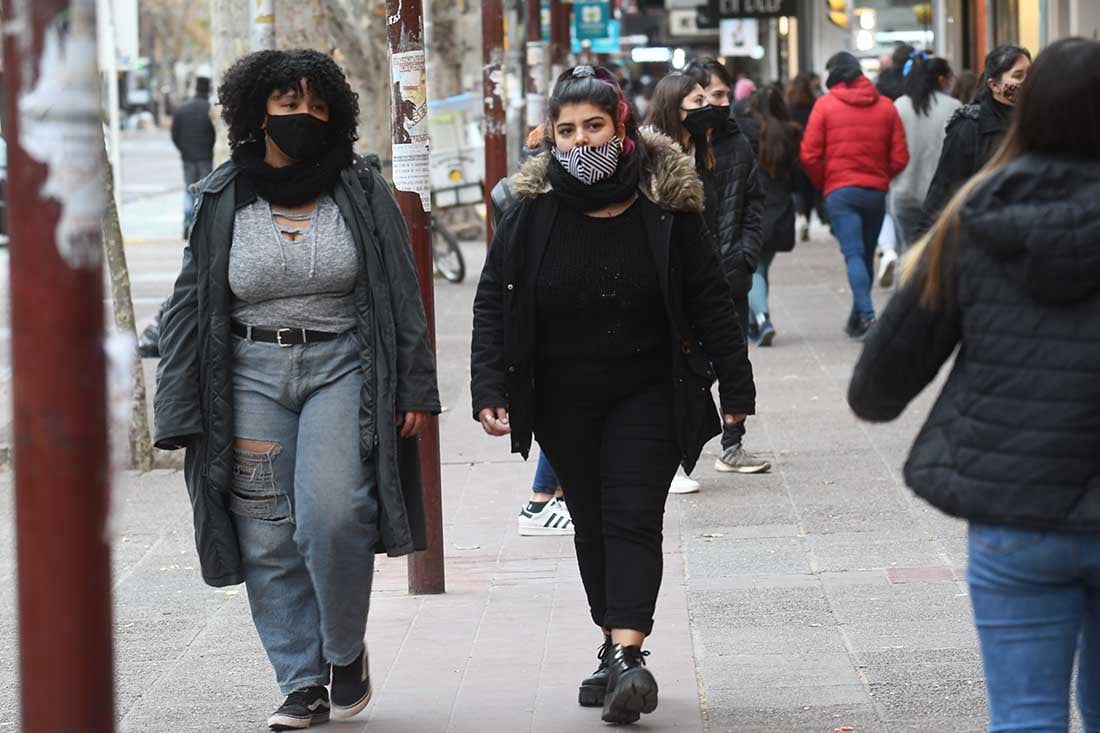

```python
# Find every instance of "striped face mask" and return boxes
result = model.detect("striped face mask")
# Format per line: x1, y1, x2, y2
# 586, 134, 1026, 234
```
551, 136, 622, 185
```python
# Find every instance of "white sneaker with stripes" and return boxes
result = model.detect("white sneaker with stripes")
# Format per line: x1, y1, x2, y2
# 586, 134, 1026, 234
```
518, 497, 575, 536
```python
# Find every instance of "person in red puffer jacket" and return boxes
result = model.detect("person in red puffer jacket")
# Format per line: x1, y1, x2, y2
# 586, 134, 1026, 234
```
801, 51, 909, 339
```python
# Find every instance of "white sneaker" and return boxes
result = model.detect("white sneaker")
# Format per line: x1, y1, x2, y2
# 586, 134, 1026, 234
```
669, 472, 701, 494
518, 496, 574, 536
878, 249, 898, 288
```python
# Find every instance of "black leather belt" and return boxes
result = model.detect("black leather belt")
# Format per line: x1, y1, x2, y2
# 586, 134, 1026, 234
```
231, 321, 342, 347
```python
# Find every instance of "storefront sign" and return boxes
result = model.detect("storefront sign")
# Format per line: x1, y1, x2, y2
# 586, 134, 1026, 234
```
574, 0, 612, 40
701, 0, 796, 24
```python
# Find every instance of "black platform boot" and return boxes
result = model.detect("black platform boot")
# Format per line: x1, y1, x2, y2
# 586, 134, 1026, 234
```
601, 644, 658, 724
578, 636, 612, 707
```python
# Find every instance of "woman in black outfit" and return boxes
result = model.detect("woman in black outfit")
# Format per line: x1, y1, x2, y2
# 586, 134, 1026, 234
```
786, 73, 825, 240
920, 44, 1031, 229
471, 66, 755, 725
849, 38, 1100, 731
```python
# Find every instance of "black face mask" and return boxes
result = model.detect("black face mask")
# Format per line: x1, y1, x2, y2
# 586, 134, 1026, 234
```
682, 106, 713, 140
709, 104, 731, 130
265, 113, 330, 162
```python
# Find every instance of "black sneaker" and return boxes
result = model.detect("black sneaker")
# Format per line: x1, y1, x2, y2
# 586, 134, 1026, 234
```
602, 644, 658, 725
268, 687, 330, 731
849, 317, 876, 341
578, 637, 612, 707
843, 312, 861, 337
331, 648, 372, 720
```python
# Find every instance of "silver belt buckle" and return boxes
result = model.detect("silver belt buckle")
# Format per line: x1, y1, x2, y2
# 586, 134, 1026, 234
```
275, 328, 294, 347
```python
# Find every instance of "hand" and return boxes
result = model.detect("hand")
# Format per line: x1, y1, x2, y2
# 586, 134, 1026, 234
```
399, 411, 430, 438
478, 407, 511, 436
723, 413, 747, 426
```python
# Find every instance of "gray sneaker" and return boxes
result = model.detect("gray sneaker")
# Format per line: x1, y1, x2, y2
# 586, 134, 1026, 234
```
714, 445, 771, 474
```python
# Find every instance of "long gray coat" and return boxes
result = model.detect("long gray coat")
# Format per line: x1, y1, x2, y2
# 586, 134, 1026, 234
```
154, 156, 441, 587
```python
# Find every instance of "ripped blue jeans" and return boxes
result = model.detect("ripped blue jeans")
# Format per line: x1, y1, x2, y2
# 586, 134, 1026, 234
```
231, 331, 379, 694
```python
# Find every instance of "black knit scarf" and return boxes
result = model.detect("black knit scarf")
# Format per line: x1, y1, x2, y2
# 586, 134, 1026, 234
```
547, 149, 643, 212
235, 142, 354, 207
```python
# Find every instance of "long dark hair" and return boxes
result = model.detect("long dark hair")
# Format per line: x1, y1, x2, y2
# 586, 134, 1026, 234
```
905, 37, 1100, 308
644, 73, 714, 170
951, 70, 979, 103
905, 56, 953, 116
976, 44, 1032, 102
750, 85, 801, 178
786, 73, 815, 105
547, 65, 639, 154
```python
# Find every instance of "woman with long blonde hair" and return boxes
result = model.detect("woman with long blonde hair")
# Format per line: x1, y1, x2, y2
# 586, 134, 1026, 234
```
848, 38, 1100, 731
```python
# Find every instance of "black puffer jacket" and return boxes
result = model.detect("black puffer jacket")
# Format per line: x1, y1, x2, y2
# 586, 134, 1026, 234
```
849, 155, 1100, 531
471, 129, 756, 473
920, 96, 1012, 230
708, 116, 765, 295
154, 156, 441, 587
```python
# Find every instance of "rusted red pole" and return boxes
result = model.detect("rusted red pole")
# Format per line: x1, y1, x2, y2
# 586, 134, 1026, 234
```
386, 0, 445, 595
3, 0, 115, 729
524, 0, 547, 134
549, 0, 570, 81
482, 0, 507, 246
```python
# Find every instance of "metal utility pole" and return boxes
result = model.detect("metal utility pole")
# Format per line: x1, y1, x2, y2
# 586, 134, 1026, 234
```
482, 0, 507, 245
385, 0, 445, 595
549, 0, 570, 82
251, 0, 276, 51
3, 0, 114, 730
524, 0, 547, 134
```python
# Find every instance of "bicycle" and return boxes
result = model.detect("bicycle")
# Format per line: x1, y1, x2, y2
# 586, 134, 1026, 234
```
431, 216, 466, 284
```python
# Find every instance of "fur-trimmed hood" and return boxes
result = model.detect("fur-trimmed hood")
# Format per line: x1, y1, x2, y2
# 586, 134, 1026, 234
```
509, 128, 705, 213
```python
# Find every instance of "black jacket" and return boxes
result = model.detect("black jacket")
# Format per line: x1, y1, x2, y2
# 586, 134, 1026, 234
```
708, 116, 765, 295
849, 155, 1100, 531
920, 96, 1011, 231
471, 129, 756, 473
735, 111, 798, 255
876, 68, 906, 102
170, 96, 216, 162
154, 155, 441, 587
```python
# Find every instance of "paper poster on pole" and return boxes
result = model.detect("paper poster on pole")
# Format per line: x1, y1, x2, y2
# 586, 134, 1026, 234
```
390, 50, 432, 212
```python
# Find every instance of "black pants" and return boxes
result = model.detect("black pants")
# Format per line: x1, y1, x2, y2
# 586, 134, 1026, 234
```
722, 294, 749, 449
534, 378, 680, 636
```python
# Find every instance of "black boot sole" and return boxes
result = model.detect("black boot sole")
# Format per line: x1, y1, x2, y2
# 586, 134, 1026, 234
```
579, 681, 606, 707
601, 668, 658, 724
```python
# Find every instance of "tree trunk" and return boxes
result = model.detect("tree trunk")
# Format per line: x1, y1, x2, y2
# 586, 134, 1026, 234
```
210, 0, 250, 163
277, 0, 330, 50
425, 0, 465, 101
102, 161, 155, 472
325, 0, 393, 170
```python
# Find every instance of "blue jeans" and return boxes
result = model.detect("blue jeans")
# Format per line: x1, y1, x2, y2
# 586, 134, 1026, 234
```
747, 250, 777, 325
967, 523, 1100, 732
825, 187, 887, 321
532, 450, 559, 494
183, 159, 213, 233
231, 332, 378, 694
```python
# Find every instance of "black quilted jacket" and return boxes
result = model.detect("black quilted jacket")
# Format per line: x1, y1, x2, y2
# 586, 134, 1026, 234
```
849, 155, 1100, 530
707, 116, 765, 296
154, 156, 441, 586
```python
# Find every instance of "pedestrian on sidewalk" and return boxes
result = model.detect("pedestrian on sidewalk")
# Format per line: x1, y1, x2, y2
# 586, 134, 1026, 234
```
800, 51, 909, 340
154, 49, 440, 732
741, 84, 802, 346
471, 65, 756, 725
786, 73, 826, 242
679, 57, 772, 476
889, 55, 960, 252
849, 37, 1100, 733
170, 76, 216, 240
920, 44, 1031, 232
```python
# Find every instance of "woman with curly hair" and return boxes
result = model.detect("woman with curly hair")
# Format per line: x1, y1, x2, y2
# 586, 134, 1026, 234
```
153, 49, 440, 730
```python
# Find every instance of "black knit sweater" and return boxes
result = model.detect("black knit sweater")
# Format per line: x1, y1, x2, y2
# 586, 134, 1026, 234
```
534, 200, 670, 386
